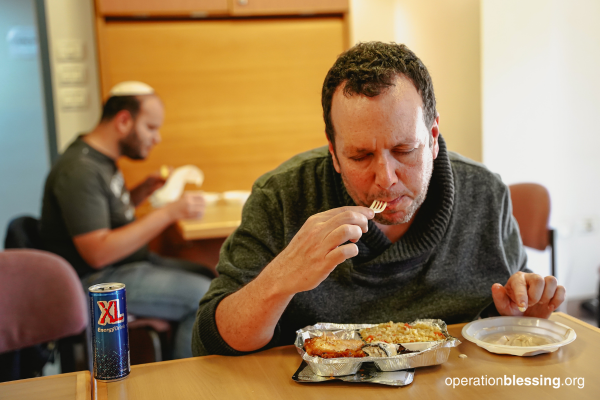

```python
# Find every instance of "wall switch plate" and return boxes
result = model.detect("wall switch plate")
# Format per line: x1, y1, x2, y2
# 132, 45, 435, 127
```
59, 87, 88, 109
55, 39, 85, 61
57, 64, 87, 84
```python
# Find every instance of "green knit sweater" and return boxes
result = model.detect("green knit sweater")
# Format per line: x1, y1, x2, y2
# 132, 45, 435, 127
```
192, 136, 527, 356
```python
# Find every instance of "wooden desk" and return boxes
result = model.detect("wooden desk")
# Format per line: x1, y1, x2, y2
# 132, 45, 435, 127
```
92, 313, 599, 399
177, 201, 243, 241
0, 370, 90, 400
141, 199, 243, 270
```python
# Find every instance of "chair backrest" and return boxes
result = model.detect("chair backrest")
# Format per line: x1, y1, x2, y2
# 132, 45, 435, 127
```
4, 216, 42, 249
0, 249, 88, 353
508, 183, 551, 251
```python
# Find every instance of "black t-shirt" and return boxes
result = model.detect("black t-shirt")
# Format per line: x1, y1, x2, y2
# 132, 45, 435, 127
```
40, 136, 149, 277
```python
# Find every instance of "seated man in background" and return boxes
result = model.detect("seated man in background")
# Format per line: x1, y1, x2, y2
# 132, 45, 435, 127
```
41, 81, 213, 359
192, 42, 565, 356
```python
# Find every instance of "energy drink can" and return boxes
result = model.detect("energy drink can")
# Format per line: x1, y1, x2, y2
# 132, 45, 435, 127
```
89, 282, 130, 381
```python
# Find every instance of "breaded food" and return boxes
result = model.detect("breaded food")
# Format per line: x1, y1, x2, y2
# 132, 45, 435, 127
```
360, 321, 445, 343
304, 335, 366, 358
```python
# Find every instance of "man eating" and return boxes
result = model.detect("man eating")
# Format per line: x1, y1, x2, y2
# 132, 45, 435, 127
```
192, 42, 565, 356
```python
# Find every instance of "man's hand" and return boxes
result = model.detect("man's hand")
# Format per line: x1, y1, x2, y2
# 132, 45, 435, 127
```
491, 272, 566, 319
165, 192, 206, 220
74, 190, 205, 269
143, 171, 169, 193
130, 168, 171, 206
215, 206, 374, 352
264, 206, 374, 296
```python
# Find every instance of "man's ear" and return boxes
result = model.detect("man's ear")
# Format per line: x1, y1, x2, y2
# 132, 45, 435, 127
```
327, 135, 341, 173
430, 114, 440, 160
113, 110, 134, 137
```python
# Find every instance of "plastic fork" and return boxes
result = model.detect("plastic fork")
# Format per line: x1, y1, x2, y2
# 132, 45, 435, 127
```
369, 200, 387, 213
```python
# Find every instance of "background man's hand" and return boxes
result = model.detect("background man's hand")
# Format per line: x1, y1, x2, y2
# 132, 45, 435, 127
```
491, 271, 566, 319
144, 168, 170, 193
130, 167, 172, 206
166, 192, 206, 221
264, 206, 374, 296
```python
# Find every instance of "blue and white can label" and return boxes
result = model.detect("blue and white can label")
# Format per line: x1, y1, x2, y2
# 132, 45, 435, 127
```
89, 282, 130, 381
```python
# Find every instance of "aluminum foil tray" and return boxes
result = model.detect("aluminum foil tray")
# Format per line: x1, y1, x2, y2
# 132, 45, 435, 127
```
292, 361, 414, 387
294, 319, 461, 376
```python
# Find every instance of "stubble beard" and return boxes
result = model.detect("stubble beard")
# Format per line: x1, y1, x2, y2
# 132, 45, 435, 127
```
119, 127, 144, 160
340, 159, 434, 226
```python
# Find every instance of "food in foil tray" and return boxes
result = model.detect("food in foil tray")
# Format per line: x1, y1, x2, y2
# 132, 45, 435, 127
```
295, 320, 461, 378
360, 321, 446, 344
362, 341, 400, 357
304, 335, 366, 358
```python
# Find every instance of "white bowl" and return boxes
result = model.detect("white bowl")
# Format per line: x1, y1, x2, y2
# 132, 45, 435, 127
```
222, 190, 251, 205
201, 192, 222, 205
462, 316, 576, 356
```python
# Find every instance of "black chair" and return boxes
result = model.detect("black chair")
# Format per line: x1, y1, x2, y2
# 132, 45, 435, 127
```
4, 216, 43, 250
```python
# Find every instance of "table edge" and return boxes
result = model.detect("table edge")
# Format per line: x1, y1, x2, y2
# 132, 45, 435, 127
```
0, 370, 90, 387
552, 311, 600, 333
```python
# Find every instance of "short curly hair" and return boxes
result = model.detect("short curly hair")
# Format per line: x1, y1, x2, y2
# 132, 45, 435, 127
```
322, 42, 437, 148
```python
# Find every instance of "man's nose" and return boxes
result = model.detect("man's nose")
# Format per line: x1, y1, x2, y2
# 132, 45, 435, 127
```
154, 131, 162, 145
374, 153, 398, 190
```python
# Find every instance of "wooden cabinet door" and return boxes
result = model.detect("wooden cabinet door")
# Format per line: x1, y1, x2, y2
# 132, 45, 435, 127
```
230, 0, 349, 16
96, 0, 228, 16
98, 18, 345, 192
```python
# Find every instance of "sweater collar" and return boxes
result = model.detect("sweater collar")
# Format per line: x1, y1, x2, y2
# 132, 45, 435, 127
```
331, 134, 455, 264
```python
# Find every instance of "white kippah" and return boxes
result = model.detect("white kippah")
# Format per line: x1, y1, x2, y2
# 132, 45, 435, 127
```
108, 81, 154, 97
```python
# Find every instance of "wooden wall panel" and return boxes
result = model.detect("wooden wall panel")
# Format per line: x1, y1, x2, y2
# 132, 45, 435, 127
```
96, 0, 228, 16
230, 0, 349, 16
99, 18, 345, 192
96, 0, 348, 17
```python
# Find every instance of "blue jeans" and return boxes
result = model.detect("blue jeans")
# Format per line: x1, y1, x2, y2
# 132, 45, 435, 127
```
83, 254, 212, 359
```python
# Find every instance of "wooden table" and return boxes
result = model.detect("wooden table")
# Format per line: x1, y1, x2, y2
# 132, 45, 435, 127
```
142, 200, 244, 270
92, 313, 599, 399
177, 201, 243, 241
0, 370, 90, 400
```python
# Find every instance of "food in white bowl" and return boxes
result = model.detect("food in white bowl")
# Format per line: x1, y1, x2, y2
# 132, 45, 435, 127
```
462, 316, 576, 356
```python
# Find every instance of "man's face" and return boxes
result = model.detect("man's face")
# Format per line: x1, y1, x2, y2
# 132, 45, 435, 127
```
119, 95, 164, 160
328, 74, 439, 225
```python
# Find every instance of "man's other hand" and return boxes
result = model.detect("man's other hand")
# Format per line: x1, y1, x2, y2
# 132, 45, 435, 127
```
264, 206, 374, 296
491, 272, 566, 319
130, 168, 171, 206
166, 192, 206, 221
144, 168, 171, 193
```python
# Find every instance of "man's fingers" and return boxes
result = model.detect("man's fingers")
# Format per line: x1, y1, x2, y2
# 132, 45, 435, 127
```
537, 276, 558, 306
524, 273, 545, 307
491, 283, 517, 315
506, 272, 529, 309
323, 224, 363, 251
318, 206, 375, 222
321, 210, 371, 234
548, 285, 566, 310
325, 243, 359, 266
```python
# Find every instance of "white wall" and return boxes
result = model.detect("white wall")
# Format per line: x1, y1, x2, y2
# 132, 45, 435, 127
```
350, 0, 396, 44
482, 0, 600, 299
44, 0, 101, 152
351, 0, 482, 162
